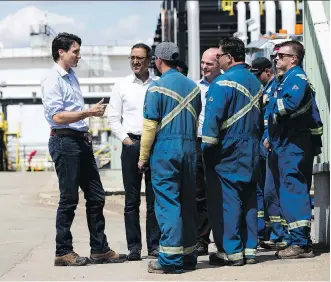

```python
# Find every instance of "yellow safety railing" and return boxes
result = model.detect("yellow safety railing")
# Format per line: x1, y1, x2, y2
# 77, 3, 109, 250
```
221, 1, 266, 16
259, 0, 264, 15
0, 112, 9, 170
15, 122, 21, 171
296, 0, 301, 15
94, 144, 111, 157
99, 151, 111, 161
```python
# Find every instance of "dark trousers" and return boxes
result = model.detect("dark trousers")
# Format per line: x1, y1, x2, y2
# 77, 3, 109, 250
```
196, 139, 211, 246
120, 138, 160, 252
48, 135, 110, 256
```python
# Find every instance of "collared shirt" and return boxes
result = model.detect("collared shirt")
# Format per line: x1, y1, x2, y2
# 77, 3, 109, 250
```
41, 63, 88, 132
196, 77, 210, 137
107, 73, 158, 142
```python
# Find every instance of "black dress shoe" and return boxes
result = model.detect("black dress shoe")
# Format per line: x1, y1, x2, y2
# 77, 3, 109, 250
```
147, 249, 159, 258
127, 249, 141, 261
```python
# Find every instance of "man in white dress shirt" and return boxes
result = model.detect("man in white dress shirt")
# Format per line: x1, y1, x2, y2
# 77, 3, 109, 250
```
196, 47, 221, 256
108, 43, 161, 261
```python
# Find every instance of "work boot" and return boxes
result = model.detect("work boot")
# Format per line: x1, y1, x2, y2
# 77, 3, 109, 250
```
209, 253, 244, 266
260, 240, 287, 250
196, 242, 208, 256
276, 245, 315, 259
147, 249, 159, 259
245, 258, 257, 264
147, 260, 183, 274
90, 249, 127, 264
183, 262, 196, 270
127, 249, 142, 261
54, 252, 89, 266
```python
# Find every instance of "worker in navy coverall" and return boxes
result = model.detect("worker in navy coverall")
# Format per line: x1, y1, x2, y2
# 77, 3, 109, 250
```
202, 37, 263, 266
251, 57, 288, 249
263, 40, 323, 259
138, 42, 201, 274
250, 57, 274, 242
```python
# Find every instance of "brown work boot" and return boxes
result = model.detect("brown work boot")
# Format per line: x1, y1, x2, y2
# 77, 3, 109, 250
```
90, 249, 127, 264
54, 252, 89, 266
276, 245, 315, 259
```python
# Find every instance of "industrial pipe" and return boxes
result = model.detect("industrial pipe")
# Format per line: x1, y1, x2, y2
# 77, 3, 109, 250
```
187, 0, 200, 81
236, 1, 247, 45
279, 1, 296, 34
265, 1, 276, 34
248, 1, 261, 42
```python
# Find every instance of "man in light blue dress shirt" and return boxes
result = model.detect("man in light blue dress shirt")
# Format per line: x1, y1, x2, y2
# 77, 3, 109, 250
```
41, 32, 127, 266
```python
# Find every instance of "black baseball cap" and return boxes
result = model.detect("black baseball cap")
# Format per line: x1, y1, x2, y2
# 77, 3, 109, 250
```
250, 57, 272, 75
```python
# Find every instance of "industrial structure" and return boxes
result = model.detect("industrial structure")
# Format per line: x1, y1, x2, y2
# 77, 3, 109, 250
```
0, 22, 133, 171
152, 0, 303, 80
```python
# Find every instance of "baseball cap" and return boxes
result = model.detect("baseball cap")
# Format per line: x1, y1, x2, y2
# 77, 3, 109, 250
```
154, 41, 180, 61
250, 57, 272, 75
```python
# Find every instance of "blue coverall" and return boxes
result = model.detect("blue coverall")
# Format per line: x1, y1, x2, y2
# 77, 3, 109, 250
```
265, 66, 322, 247
261, 77, 289, 244
202, 64, 263, 264
143, 69, 201, 272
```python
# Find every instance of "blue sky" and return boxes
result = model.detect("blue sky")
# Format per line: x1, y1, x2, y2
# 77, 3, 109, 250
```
0, 1, 162, 47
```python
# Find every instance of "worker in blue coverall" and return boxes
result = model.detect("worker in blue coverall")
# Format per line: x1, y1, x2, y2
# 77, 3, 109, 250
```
250, 57, 274, 242
250, 57, 288, 249
138, 41, 201, 274
202, 37, 263, 266
263, 40, 323, 259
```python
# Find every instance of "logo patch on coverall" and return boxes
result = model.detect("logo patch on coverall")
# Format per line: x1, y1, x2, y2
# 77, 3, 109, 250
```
292, 85, 299, 90
208, 96, 213, 102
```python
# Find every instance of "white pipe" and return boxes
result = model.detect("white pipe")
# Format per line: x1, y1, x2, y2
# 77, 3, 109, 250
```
279, 1, 296, 34
248, 1, 261, 42
187, 1, 200, 81
173, 7, 178, 45
265, 1, 276, 34
236, 2, 247, 45
161, 9, 166, 42
306, 1, 331, 82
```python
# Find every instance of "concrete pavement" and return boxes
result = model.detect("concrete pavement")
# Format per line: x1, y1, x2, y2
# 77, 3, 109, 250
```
0, 171, 329, 281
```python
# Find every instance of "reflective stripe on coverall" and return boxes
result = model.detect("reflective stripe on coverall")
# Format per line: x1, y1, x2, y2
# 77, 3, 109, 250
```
261, 77, 289, 243
266, 66, 321, 246
202, 64, 262, 262
143, 68, 202, 271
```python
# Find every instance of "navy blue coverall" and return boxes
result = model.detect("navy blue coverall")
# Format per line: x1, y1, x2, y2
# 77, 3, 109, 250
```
265, 66, 323, 247
260, 77, 289, 244
202, 64, 263, 264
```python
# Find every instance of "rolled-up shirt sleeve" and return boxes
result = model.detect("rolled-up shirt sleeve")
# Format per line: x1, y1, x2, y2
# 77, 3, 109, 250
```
41, 76, 64, 121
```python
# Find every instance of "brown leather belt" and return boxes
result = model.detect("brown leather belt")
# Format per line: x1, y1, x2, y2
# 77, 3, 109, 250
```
50, 128, 90, 138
